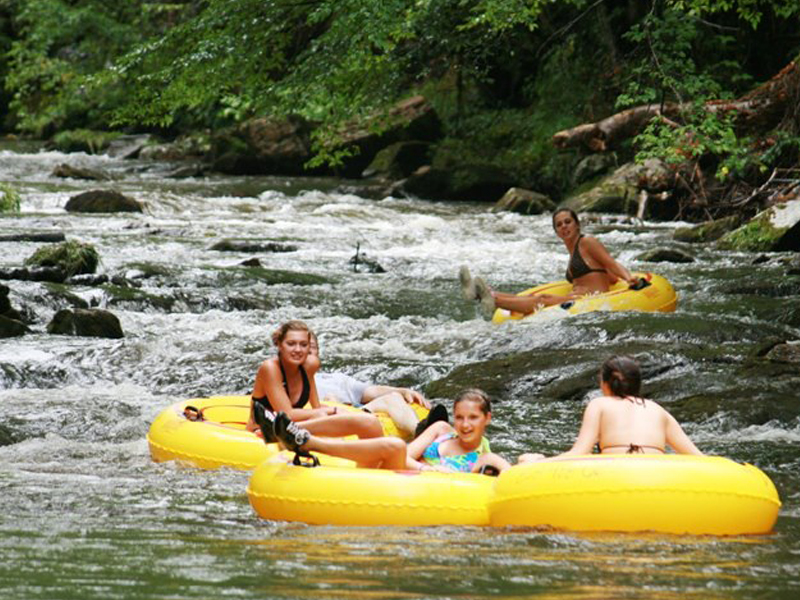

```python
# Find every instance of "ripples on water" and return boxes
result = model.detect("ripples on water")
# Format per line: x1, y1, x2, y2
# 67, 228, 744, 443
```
1, 146, 799, 599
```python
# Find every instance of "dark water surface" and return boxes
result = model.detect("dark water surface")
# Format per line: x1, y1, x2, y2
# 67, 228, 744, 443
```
1, 145, 798, 599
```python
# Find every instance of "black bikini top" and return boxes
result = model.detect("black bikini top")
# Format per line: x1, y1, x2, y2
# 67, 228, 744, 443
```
252, 360, 310, 412
566, 235, 607, 283
601, 443, 665, 454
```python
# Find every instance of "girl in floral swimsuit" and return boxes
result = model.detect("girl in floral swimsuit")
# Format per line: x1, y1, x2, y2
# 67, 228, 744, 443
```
263, 389, 511, 474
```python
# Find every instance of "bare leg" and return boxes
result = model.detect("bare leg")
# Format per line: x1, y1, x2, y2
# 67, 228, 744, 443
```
364, 392, 419, 435
492, 292, 572, 314
300, 413, 383, 439
307, 436, 408, 469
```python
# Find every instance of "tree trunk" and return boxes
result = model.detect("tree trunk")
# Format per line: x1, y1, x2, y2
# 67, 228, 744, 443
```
552, 59, 800, 152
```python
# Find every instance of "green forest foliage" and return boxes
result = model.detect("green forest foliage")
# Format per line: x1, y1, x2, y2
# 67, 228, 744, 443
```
1, 0, 798, 183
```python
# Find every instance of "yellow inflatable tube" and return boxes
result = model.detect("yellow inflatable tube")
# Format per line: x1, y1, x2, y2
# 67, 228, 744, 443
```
247, 452, 496, 526
147, 395, 427, 470
492, 272, 677, 324
490, 455, 781, 535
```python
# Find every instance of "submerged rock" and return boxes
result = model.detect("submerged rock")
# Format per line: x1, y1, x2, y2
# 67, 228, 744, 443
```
0, 266, 67, 283
47, 308, 124, 339
210, 240, 298, 253
636, 248, 695, 263
52, 163, 111, 181
0, 314, 28, 338
65, 190, 144, 213
0, 232, 66, 243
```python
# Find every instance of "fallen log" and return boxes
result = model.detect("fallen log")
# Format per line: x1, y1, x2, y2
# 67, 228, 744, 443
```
552, 60, 799, 152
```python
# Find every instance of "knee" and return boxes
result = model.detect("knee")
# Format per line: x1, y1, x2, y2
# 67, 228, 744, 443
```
378, 437, 406, 458
359, 413, 384, 437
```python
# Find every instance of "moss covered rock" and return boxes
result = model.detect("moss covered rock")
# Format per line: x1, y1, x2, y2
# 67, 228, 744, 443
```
564, 159, 674, 217
717, 200, 800, 252
673, 215, 741, 243
24, 241, 100, 277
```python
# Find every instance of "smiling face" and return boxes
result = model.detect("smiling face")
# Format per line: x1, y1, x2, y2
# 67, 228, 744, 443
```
278, 330, 310, 366
453, 399, 491, 449
552, 209, 580, 242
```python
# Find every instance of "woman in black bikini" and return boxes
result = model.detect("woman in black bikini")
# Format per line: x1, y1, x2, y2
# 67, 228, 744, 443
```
460, 207, 639, 315
519, 355, 703, 463
245, 320, 383, 440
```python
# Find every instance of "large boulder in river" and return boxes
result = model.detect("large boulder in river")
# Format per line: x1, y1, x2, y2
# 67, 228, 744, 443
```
362, 141, 433, 179
104, 134, 155, 159
65, 190, 143, 213
564, 159, 676, 218
493, 188, 556, 215
717, 199, 800, 252
334, 95, 443, 178
211, 116, 315, 175
47, 308, 124, 339
398, 164, 517, 202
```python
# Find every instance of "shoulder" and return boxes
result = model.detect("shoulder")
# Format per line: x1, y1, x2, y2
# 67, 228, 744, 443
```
257, 357, 279, 377
303, 355, 320, 375
580, 235, 607, 252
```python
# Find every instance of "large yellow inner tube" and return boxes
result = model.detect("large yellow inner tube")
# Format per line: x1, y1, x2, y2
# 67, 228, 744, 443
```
147, 395, 428, 470
247, 452, 496, 526
490, 455, 781, 535
492, 272, 678, 324
247, 454, 780, 534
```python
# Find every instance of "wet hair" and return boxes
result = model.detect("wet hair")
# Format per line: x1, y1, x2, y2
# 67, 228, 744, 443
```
552, 207, 580, 231
308, 330, 319, 355
453, 388, 492, 415
600, 355, 642, 397
271, 320, 311, 347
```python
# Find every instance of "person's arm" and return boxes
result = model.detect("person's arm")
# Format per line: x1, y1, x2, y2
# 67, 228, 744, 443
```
582, 236, 638, 285
665, 411, 703, 455
556, 398, 603, 457
304, 356, 322, 410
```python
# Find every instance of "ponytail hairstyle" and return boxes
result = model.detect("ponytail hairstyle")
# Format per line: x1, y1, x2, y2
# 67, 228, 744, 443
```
453, 388, 492, 415
552, 207, 580, 231
600, 355, 642, 398
271, 320, 311, 347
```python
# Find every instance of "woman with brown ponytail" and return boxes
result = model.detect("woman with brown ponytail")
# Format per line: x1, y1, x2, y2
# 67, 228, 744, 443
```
519, 355, 702, 463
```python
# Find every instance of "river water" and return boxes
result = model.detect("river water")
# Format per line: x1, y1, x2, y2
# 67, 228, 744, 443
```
1, 143, 798, 599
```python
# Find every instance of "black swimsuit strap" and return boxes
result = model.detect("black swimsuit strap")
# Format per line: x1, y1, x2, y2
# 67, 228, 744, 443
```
278, 359, 310, 409
253, 359, 311, 411
601, 444, 665, 454
567, 235, 607, 282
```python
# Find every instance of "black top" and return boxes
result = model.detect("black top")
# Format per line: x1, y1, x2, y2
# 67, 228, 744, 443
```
252, 360, 310, 412
566, 235, 607, 283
